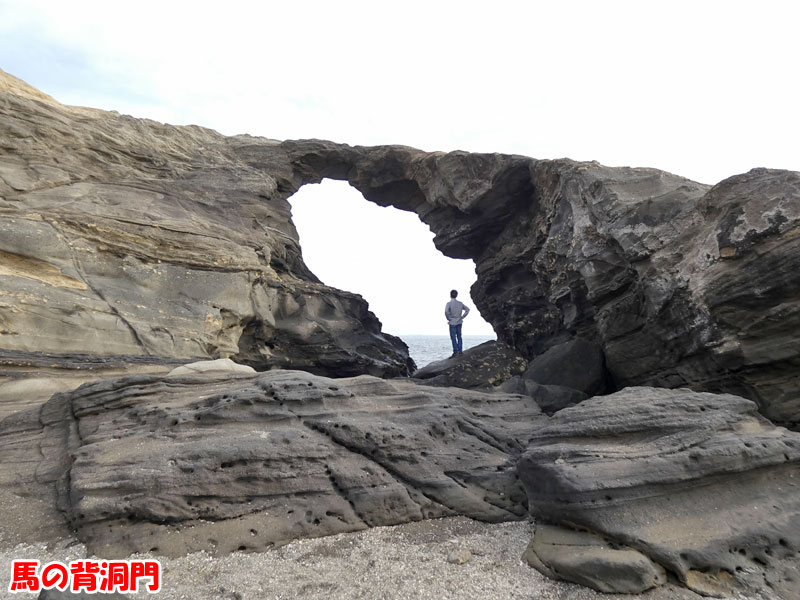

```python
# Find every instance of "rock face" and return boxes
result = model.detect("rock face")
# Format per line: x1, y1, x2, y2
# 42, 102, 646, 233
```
518, 387, 800, 599
498, 377, 587, 416
0, 69, 413, 397
3, 70, 799, 428
272, 142, 800, 429
1, 369, 544, 557
3, 70, 800, 597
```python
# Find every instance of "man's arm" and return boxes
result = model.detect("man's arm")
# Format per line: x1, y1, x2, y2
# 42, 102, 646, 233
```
462, 303, 470, 318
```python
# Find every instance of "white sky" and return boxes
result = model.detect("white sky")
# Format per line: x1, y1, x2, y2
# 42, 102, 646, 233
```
1, 0, 798, 335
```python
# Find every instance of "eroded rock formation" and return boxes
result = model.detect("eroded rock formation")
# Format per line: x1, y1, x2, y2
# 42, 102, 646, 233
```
270, 141, 800, 429
1, 369, 543, 557
0, 69, 413, 411
518, 387, 800, 598
3, 69, 799, 429
2, 70, 800, 599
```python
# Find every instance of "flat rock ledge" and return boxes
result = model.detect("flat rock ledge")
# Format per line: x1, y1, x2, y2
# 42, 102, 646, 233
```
519, 386, 800, 599
0, 370, 546, 558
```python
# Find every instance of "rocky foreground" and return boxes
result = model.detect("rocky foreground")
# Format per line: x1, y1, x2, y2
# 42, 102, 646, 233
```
1, 367, 798, 598
1, 69, 800, 599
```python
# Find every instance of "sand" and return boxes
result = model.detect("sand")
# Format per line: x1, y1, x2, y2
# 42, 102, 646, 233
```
0, 516, 767, 600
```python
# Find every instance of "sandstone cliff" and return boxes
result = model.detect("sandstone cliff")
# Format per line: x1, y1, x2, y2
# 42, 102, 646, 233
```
0, 69, 414, 417
3, 70, 800, 599
4, 69, 798, 431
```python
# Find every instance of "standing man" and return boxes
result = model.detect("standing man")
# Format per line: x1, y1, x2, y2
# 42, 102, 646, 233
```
445, 289, 470, 357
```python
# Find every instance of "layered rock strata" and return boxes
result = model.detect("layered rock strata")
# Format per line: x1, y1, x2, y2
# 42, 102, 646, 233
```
272, 141, 800, 428
518, 386, 800, 598
0, 369, 545, 557
3, 70, 799, 428
0, 69, 413, 392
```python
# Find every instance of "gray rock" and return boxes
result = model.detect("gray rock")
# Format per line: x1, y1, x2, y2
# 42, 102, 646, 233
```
4, 70, 800, 429
518, 386, 800, 599
275, 141, 800, 430
412, 341, 526, 389
0, 369, 545, 557
523, 338, 607, 396
523, 524, 666, 594
498, 377, 587, 415
167, 358, 257, 377
0, 69, 413, 393
446, 548, 473, 565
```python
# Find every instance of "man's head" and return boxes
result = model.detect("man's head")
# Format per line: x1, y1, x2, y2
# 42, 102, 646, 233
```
450, 290, 458, 298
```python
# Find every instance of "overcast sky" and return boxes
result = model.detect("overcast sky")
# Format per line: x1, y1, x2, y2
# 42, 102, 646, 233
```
1, 0, 798, 336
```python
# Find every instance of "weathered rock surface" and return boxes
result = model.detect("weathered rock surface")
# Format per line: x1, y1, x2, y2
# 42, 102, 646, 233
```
0, 369, 545, 557
518, 387, 800, 599
524, 524, 667, 594
0, 69, 413, 393
411, 341, 526, 389
3, 70, 800, 429
272, 141, 800, 429
166, 357, 257, 377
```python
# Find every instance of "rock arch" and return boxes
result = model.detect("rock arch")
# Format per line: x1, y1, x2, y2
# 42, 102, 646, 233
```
235, 138, 800, 429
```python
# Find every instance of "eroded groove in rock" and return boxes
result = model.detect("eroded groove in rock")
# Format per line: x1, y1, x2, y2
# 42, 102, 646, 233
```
518, 386, 800, 599
0, 370, 546, 557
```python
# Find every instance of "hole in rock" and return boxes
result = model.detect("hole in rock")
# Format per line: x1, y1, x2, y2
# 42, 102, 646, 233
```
288, 179, 496, 367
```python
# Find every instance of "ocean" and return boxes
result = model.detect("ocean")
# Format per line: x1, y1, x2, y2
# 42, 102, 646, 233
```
401, 335, 496, 370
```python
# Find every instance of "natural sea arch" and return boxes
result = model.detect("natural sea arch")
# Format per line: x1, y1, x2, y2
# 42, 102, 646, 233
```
287, 179, 496, 345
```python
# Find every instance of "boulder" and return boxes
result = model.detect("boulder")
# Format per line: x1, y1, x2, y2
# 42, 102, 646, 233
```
518, 386, 800, 599
411, 341, 526, 389
0, 370, 545, 557
523, 524, 666, 594
498, 377, 587, 415
522, 338, 607, 396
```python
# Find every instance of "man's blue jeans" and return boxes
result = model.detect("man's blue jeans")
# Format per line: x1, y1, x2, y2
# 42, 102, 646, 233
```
449, 324, 463, 355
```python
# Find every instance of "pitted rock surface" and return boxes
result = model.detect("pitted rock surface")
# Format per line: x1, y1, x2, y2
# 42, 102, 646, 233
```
0, 369, 545, 557
518, 386, 800, 599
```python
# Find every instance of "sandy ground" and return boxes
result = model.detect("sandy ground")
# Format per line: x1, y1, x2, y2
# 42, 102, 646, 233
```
0, 516, 767, 600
